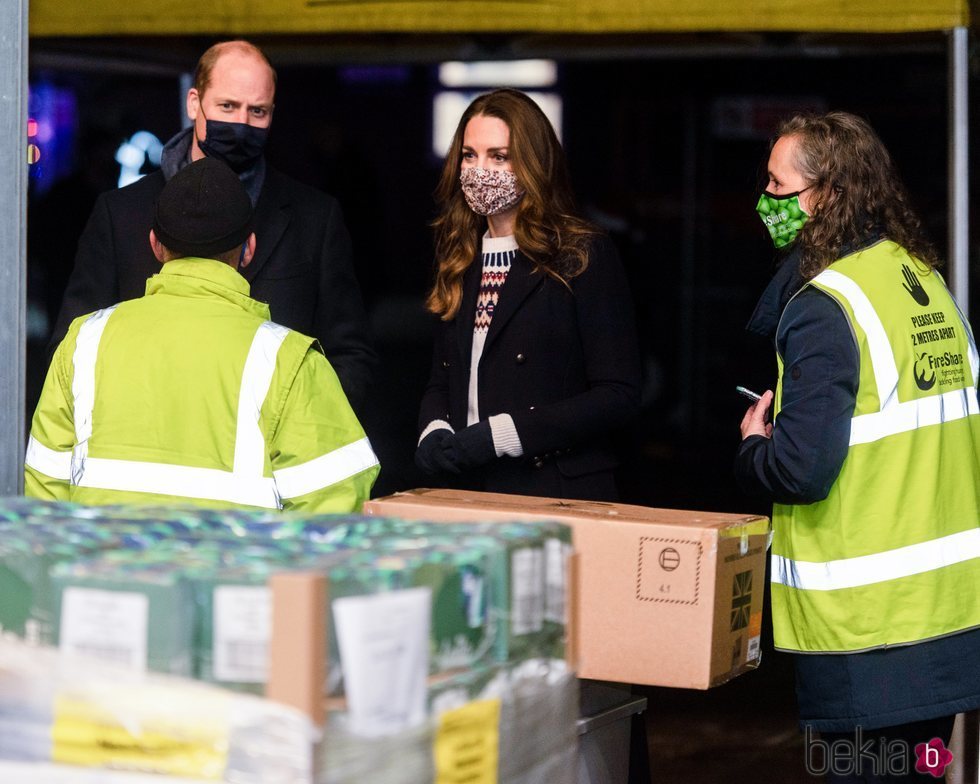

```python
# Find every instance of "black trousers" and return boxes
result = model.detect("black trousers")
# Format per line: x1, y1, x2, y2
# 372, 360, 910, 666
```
814, 715, 956, 783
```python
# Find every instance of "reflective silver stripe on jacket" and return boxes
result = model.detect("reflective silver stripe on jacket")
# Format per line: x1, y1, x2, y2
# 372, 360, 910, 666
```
76, 456, 281, 509
235, 322, 290, 480
69, 316, 286, 509
71, 306, 117, 485
24, 435, 72, 480
273, 436, 379, 500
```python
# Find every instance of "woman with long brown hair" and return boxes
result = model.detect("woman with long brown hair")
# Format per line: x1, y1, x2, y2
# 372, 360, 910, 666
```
415, 88, 641, 501
737, 111, 980, 783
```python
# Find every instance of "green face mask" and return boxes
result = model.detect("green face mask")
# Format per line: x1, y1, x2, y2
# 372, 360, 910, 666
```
756, 190, 808, 249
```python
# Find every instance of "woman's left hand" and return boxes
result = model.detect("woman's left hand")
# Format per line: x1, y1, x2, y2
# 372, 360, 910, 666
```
444, 421, 497, 471
740, 390, 774, 440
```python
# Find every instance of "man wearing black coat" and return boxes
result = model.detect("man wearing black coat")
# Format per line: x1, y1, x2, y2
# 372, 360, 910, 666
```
49, 40, 376, 412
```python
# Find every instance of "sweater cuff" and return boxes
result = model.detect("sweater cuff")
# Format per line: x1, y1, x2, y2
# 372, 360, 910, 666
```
488, 414, 524, 458
418, 419, 454, 446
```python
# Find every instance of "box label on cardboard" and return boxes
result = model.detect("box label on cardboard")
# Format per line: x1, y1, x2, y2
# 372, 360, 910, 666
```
333, 587, 431, 737
214, 586, 270, 683
60, 588, 148, 671
636, 538, 702, 604
52, 695, 228, 777
544, 538, 570, 624
511, 548, 544, 634
747, 608, 763, 662
434, 698, 501, 784
462, 570, 485, 629
729, 570, 753, 631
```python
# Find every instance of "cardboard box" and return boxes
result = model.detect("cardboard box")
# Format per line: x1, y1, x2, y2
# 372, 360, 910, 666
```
363, 489, 770, 690
267, 571, 327, 726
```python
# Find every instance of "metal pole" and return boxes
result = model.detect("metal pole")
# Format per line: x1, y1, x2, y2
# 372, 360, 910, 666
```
959, 711, 980, 784
0, 0, 28, 495
948, 26, 969, 312
949, 32, 979, 784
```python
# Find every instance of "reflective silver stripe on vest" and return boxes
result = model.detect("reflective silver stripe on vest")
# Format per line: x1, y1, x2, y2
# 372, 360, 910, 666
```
850, 388, 980, 445
70, 318, 286, 509
273, 436, 379, 500
71, 306, 117, 485
25, 435, 72, 480
772, 528, 980, 591
815, 269, 980, 446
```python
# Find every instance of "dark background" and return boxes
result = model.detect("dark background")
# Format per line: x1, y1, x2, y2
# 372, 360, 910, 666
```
26, 36, 968, 515
23, 34, 977, 781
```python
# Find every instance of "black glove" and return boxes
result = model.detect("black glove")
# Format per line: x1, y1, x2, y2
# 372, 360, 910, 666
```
443, 421, 497, 472
415, 429, 460, 475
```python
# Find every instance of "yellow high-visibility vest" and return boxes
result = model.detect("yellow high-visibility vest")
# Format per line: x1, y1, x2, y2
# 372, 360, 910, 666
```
771, 240, 980, 653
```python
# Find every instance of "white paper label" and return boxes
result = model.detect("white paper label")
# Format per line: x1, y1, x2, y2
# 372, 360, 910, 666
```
214, 586, 271, 683
747, 635, 762, 662
333, 587, 431, 737
511, 547, 544, 635
544, 538, 571, 624
461, 570, 484, 629
60, 588, 148, 671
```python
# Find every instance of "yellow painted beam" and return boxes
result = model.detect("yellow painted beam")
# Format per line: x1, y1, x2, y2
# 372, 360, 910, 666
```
30, 0, 970, 37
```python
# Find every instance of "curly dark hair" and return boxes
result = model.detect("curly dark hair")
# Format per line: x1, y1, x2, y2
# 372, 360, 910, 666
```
427, 89, 598, 320
775, 111, 939, 279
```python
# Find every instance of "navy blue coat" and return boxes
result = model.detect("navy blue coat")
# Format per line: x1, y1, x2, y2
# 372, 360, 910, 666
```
419, 234, 641, 501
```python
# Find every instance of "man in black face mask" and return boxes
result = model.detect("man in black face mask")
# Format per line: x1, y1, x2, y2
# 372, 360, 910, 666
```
48, 40, 377, 413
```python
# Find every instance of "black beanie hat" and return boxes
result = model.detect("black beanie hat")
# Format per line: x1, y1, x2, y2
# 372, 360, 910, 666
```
152, 157, 253, 258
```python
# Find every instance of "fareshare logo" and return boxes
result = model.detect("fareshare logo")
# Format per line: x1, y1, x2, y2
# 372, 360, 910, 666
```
914, 352, 937, 391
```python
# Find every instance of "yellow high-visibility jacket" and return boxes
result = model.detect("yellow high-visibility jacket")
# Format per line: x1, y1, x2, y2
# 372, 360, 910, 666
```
25, 258, 379, 513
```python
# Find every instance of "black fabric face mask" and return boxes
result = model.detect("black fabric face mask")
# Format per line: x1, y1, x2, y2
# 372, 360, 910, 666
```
197, 112, 269, 174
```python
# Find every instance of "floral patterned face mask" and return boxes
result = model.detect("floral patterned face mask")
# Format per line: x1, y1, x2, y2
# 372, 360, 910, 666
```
459, 167, 524, 216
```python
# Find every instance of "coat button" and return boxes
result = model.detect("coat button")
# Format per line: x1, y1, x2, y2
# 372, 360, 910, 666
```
533, 457, 544, 469
442, 361, 450, 368
515, 353, 526, 364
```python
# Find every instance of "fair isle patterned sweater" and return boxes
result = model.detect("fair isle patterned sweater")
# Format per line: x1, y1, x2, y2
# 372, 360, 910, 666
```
468, 236, 516, 425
